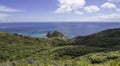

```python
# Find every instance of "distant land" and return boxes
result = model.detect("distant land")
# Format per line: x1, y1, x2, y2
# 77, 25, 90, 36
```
0, 27, 120, 66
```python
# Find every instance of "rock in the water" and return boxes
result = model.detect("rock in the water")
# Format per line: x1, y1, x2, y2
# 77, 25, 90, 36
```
46, 31, 67, 39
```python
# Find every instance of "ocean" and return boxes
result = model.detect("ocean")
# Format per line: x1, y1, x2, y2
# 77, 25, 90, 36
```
0, 22, 120, 38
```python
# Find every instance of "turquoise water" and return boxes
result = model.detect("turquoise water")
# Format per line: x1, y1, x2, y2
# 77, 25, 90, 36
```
0, 22, 120, 38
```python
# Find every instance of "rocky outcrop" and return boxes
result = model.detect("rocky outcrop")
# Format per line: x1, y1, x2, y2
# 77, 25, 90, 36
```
46, 31, 67, 40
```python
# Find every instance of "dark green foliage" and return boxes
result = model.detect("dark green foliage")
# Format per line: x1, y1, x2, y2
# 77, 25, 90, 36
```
73, 28, 120, 49
0, 28, 120, 66
50, 45, 104, 59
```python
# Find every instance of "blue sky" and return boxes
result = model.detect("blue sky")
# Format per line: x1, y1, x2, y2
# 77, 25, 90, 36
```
0, 0, 120, 22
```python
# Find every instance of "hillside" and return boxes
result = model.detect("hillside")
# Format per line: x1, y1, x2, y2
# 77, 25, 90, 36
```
0, 28, 120, 66
72, 28, 120, 50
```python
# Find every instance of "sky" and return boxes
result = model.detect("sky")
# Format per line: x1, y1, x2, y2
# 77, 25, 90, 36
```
0, 0, 120, 22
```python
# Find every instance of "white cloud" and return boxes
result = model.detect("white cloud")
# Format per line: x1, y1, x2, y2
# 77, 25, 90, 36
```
98, 13, 120, 20
84, 5, 100, 13
0, 13, 10, 21
0, 5, 23, 22
80, 13, 120, 22
74, 10, 84, 15
101, 2, 116, 9
0, 5, 21, 12
55, 5, 72, 13
116, 8, 120, 12
55, 0, 85, 13
108, 0, 120, 2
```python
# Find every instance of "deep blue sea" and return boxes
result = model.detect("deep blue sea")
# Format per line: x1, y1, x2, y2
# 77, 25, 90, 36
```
0, 22, 120, 38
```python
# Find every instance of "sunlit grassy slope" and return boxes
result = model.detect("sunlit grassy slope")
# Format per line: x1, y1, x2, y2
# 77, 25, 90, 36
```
0, 28, 120, 66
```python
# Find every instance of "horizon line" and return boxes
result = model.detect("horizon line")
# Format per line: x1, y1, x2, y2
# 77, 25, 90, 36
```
0, 21, 120, 23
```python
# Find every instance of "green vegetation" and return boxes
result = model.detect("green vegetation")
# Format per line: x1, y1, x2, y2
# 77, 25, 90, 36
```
0, 28, 120, 66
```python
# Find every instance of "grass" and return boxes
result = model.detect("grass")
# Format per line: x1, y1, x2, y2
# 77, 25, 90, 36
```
0, 28, 120, 66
